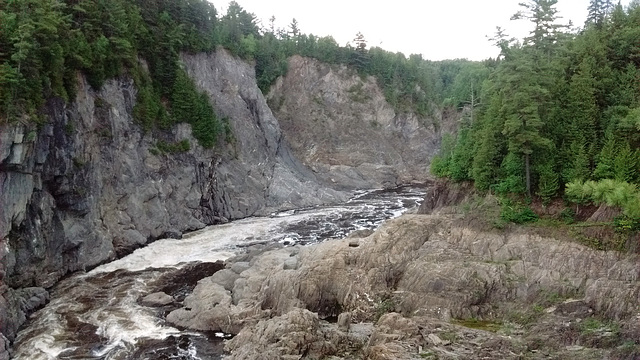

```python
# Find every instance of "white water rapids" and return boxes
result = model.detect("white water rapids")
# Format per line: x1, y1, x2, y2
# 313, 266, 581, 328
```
10, 186, 425, 360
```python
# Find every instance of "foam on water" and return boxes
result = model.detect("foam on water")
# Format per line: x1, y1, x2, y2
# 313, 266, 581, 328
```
11, 185, 426, 360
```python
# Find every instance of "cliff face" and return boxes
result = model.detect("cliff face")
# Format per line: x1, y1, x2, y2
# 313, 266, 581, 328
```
268, 55, 449, 189
0, 49, 347, 349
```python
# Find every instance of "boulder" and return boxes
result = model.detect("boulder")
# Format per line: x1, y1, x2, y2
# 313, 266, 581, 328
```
209, 269, 239, 292
283, 257, 298, 270
140, 292, 173, 307
337, 312, 351, 331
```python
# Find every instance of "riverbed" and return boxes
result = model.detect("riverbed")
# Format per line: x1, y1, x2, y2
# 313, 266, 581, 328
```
10, 186, 424, 360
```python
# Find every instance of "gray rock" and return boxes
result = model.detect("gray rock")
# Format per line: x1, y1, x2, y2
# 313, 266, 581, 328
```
566, 345, 585, 351
337, 312, 351, 331
141, 292, 173, 307
225, 308, 356, 360
348, 240, 360, 247
427, 333, 444, 346
268, 55, 456, 189
347, 229, 374, 239
229, 262, 250, 274
209, 269, 239, 292
283, 257, 298, 270
0, 333, 9, 360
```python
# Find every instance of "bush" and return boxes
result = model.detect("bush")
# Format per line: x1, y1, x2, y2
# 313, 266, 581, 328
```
500, 198, 539, 224
560, 208, 576, 224
613, 215, 640, 233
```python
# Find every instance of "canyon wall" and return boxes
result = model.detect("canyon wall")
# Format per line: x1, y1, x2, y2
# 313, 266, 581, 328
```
268, 55, 449, 189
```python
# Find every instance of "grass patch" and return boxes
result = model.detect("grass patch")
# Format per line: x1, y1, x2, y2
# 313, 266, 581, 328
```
505, 304, 546, 327
438, 330, 459, 343
579, 318, 620, 336
374, 298, 396, 321
419, 351, 438, 359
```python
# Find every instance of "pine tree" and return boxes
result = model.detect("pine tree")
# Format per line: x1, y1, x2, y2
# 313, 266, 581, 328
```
566, 57, 598, 151
586, 0, 614, 27
495, 151, 526, 195
614, 142, 638, 183
563, 138, 591, 182
471, 94, 504, 190
500, 51, 552, 196
593, 134, 617, 179
536, 157, 559, 204
449, 127, 473, 181
288, 18, 300, 39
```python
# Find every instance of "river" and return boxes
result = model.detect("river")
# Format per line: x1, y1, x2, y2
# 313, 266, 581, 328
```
10, 186, 425, 360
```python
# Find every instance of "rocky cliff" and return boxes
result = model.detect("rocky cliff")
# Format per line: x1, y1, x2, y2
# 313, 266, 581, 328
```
0, 49, 349, 352
268, 55, 449, 189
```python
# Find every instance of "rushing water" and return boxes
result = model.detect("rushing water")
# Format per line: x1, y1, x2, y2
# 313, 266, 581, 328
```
11, 186, 425, 360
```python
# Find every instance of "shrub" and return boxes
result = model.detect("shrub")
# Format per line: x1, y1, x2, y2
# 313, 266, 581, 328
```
500, 198, 538, 224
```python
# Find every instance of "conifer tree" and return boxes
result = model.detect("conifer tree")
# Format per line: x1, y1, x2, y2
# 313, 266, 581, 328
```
593, 134, 617, 179
536, 157, 559, 204
586, 0, 614, 27
614, 142, 638, 183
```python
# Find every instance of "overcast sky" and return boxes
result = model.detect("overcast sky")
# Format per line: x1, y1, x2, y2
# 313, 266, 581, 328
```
209, 0, 631, 61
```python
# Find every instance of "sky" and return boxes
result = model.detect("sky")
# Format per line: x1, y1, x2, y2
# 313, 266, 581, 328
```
209, 0, 632, 61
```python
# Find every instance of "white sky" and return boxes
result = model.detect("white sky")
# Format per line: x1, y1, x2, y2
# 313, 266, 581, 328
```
209, 0, 631, 61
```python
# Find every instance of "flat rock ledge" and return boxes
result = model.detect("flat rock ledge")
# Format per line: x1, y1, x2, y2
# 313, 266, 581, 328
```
140, 292, 173, 307
165, 213, 640, 359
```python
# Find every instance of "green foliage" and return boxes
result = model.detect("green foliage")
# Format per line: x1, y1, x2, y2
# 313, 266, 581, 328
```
536, 158, 559, 204
499, 198, 539, 224
579, 317, 620, 337
562, 139, 591, 183
613, 142, 639, 183
593, 134, 618, 179
0, 0, 226, 148
374, 298, 396, 321
566, 179, 640, 217
493, 152, 526, 195
613, 215, 640, 233
430, 133, 455, 177
438, 1, 640, 207
560, 208, 576, 224
448, 127, 474, 181
156, 139, 190, 154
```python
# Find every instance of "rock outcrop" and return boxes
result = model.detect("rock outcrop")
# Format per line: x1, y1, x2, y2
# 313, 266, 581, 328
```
0, 49, 348, 352
167, 213, 640, 359
268, 55, 450, 189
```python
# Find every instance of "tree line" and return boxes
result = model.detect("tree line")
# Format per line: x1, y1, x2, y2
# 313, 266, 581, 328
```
0, 0, 477, 142
431, 0, 640, 224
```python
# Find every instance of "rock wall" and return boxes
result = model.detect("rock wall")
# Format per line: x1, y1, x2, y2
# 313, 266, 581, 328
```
0, 49, 346, 353
268, 55, 450, 189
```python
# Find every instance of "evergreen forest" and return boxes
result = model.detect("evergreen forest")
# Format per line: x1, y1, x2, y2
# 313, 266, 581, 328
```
430, 0, 640, 228
0, 0, 639, 226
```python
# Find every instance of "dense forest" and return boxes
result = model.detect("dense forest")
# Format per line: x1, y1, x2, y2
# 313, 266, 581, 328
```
0, 0, 638, 225
431, 0, 640, 228
0, 0, 461, 146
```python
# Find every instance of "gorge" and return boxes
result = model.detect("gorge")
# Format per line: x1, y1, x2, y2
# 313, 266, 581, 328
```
0, 48, 446, 359
2, 0, 640, 358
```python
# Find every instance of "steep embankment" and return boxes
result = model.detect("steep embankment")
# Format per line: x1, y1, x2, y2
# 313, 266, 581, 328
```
268, 55, 451, 189
0, 49, 348, 353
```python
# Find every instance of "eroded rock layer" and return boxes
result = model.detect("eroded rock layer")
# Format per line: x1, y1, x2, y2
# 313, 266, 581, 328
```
167, 213, 640, 359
